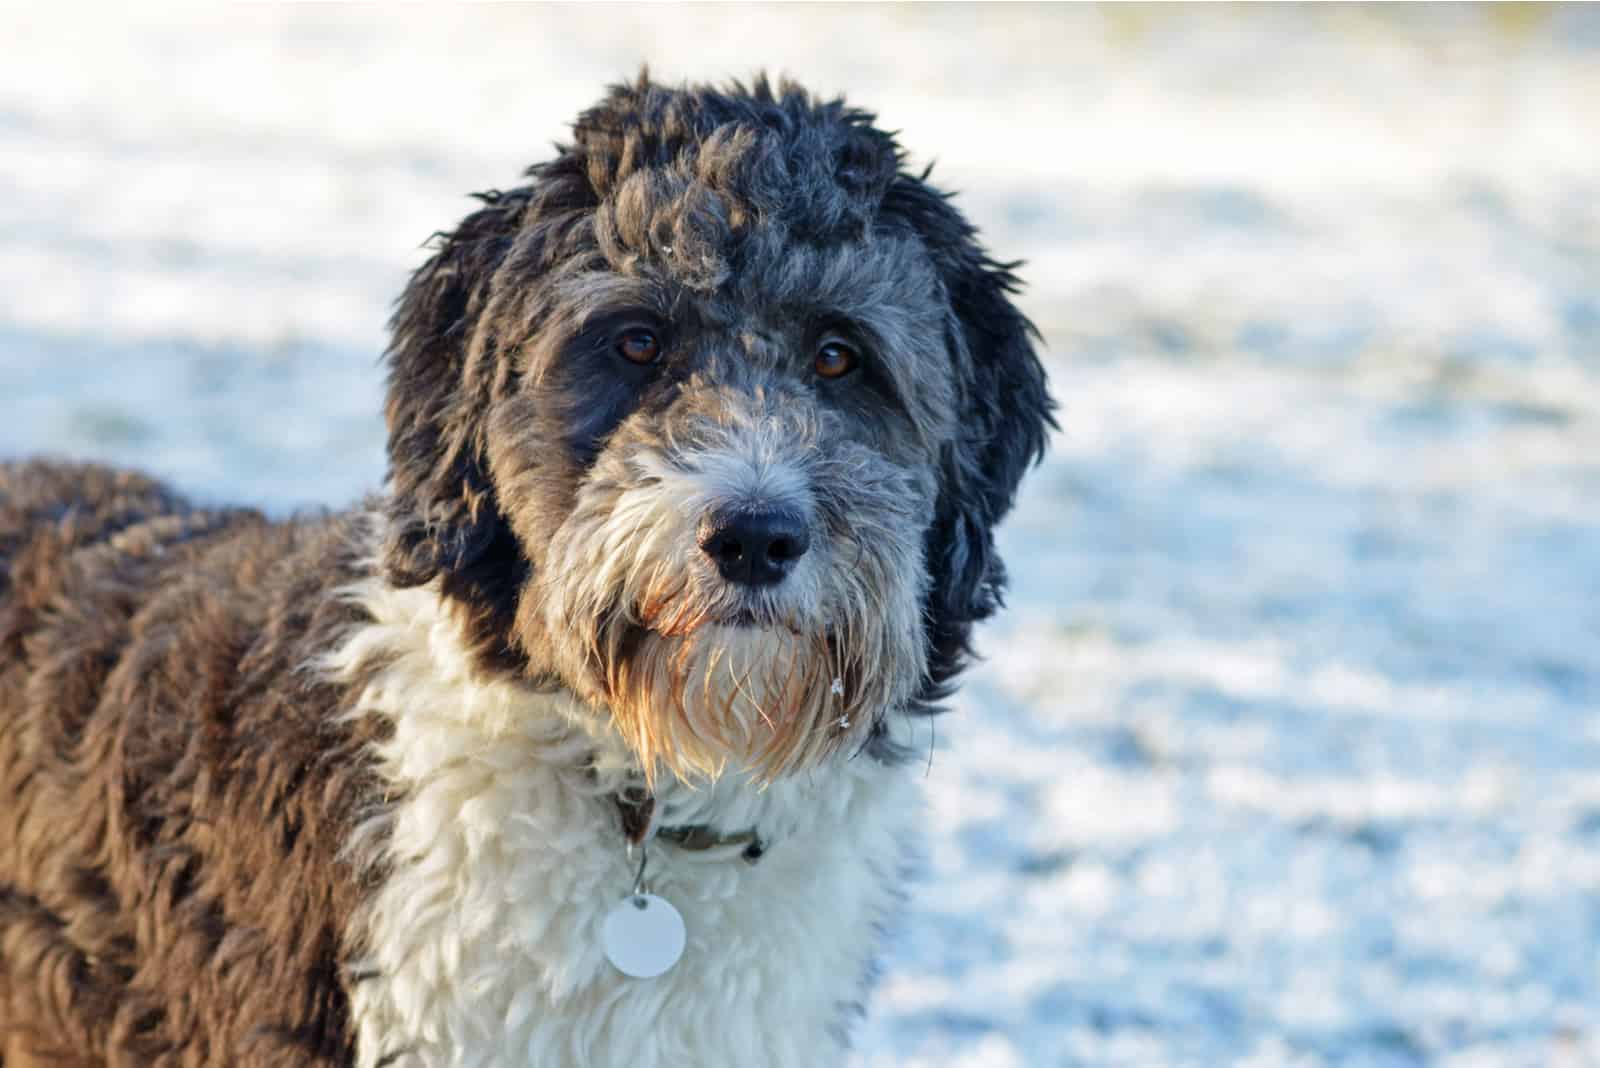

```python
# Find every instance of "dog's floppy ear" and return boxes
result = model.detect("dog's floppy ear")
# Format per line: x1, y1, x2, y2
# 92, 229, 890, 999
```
382, 190, 528, 588
881, 172, 1055, 690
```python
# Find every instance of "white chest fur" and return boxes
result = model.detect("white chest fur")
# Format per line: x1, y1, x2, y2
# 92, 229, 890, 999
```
326, 582, 918, 1068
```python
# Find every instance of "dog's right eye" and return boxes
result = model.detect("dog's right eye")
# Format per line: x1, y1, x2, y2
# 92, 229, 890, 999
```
616, 328, 662, 365
814, 340, 859, 380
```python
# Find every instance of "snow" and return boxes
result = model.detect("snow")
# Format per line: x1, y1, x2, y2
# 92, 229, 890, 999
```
3, 6, 1598, 1065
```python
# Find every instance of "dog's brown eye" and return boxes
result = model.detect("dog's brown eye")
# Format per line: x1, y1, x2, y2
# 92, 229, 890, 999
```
617, 328, 661, 365
814, 340, 858, 380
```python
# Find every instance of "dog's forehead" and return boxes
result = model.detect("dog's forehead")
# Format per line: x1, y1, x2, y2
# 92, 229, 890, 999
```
591, 152, 942, 301
532, 158, 952, 435
501, 82, 968, 449
657, 230, 952, 441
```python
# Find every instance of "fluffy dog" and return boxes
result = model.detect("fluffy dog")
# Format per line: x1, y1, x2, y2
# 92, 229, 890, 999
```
0, 75, 1051, 1066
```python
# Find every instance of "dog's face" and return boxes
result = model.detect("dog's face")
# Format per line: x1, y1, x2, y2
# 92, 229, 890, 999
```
381, 77, 1051, 784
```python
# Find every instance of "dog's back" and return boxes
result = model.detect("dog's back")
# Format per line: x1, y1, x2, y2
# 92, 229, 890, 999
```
0, 461, 378, 1066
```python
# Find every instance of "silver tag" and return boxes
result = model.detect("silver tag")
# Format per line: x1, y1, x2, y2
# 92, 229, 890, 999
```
602, 893, 685, 979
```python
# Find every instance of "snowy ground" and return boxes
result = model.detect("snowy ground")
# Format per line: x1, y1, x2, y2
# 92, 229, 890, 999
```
3, 6, 1598, 1066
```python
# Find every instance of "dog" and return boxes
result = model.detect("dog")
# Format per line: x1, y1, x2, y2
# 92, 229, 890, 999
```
0, 74, 1052, 1067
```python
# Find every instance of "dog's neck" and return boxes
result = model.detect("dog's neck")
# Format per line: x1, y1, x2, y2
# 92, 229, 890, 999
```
326, 575, 883, 848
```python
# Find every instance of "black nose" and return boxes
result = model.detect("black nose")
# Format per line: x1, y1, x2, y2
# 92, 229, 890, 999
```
697, 510, 810, 587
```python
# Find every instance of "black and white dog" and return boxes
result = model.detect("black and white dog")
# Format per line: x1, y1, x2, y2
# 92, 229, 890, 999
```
0, 75, 1052, 1066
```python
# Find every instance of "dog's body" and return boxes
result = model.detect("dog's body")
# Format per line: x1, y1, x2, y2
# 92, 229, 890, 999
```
0, 466, 380, 1065
0, 77, 1050, 1066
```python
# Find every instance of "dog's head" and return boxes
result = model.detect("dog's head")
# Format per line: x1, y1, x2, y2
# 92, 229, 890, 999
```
381, 75, 1052, 784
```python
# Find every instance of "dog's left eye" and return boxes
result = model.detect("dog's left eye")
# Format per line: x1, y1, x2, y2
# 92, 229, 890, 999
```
616, 328, 662, 365
814, 340, 859, 380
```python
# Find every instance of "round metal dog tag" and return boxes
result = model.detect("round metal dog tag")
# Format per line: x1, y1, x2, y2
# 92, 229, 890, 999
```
602, 893, 685, 979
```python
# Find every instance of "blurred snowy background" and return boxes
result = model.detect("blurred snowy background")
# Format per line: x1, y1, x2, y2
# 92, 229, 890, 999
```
3, 5, 1598, 1065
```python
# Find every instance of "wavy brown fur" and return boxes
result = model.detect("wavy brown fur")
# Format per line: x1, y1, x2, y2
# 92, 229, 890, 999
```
0, 460, 385, 1067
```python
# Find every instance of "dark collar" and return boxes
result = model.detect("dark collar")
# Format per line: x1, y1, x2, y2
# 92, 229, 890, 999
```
615, 788, 767, 864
